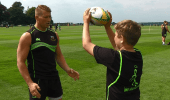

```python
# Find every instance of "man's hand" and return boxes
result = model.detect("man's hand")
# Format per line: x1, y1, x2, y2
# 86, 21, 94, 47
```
29, 83, 41, 98
67, 68, 79, 81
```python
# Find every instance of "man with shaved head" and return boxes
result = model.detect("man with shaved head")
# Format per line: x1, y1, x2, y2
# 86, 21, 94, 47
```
17, 5, 79, 100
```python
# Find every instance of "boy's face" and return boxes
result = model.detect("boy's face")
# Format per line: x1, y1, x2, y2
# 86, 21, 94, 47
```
114, 31, 123, 49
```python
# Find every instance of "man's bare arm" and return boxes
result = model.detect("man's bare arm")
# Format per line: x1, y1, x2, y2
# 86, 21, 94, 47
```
17, 32, 41, 98
17, 32, 33, 86
55, 33, 79, 80
165, 26, 170, 33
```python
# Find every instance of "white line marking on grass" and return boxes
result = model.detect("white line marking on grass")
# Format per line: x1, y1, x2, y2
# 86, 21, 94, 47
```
138, 36, 161, 43
60, 35, 107, 40
0, 40, 18, 44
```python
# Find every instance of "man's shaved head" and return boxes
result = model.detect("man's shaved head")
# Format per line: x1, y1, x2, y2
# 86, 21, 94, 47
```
35, 5, 51, 16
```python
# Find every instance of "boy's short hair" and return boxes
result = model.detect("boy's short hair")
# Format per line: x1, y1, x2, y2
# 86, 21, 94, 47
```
114, 20, 141, 46
35, 5, 51, 16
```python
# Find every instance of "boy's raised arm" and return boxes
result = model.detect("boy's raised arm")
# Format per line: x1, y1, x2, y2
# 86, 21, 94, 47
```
104, 12, 117, 49
82, 8, 96, 56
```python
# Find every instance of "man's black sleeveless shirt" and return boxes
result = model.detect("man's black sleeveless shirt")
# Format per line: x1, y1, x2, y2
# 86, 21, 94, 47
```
162, 24, 167, 34
27, 26, 58, 79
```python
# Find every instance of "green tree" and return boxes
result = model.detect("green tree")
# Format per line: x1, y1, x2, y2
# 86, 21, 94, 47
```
25, 7, 54, 25
50, 19, 54, 25
26, 7, 36, 24
7, 1, 25, 25
0, 2, 10, 24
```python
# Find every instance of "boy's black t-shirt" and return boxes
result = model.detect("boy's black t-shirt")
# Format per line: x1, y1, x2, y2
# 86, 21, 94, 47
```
93, 46, 143, 100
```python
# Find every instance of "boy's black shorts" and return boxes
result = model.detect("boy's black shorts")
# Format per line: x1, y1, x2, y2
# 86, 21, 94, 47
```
29, 77, 63, 100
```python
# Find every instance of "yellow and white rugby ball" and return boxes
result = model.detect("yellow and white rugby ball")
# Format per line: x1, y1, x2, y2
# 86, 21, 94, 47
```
90, 7, 110, 26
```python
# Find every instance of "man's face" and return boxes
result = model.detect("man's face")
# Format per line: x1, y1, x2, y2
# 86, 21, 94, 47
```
37, 10, 51, 28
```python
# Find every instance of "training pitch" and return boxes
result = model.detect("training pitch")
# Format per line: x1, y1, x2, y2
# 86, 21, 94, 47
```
0, 25, 170, 100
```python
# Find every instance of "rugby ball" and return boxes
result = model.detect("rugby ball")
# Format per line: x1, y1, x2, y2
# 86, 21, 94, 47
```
90, 7, 110, 26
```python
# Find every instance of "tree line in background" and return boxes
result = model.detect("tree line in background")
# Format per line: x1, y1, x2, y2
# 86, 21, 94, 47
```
0, 1, 53, 26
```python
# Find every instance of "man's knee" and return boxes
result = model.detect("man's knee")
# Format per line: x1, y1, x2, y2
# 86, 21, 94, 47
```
48, 95, 62, 100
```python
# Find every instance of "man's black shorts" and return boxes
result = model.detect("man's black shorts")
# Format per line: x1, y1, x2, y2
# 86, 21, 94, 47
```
162, 33, 167, 37
29, 77, 63, 100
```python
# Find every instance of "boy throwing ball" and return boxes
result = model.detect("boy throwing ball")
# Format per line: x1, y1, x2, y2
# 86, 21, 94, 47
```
82, 8, 143, 100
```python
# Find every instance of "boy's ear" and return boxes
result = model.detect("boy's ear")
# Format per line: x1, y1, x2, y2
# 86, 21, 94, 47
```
35, 15, 38, 20
120, 35, 124, 42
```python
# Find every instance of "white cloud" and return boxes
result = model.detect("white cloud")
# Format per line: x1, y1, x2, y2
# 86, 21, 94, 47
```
114, 0, 170, 11
1, 0, 170, 23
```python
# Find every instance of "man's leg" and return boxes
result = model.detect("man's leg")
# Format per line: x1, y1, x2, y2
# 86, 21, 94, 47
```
47, 77, 63, 100
29, 78, 47, 100
48, 96, 62, 100
162, 36, 166, 45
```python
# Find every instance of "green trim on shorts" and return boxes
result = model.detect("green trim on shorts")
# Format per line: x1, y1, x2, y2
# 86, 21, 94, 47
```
32, 96, 37, 98
164, 34, 167, 37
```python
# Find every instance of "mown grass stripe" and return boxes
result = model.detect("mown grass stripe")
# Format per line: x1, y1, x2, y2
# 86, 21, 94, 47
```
0, 26, 170, 100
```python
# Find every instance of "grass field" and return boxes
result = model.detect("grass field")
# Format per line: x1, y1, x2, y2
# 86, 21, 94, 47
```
0, 25, 170, 100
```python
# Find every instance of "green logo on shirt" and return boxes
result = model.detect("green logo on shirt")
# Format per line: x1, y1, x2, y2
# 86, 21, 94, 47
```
36, 38, 41, 41
129, 65, 138, 87
50, 36, 56, 41
124, 65, 139, 92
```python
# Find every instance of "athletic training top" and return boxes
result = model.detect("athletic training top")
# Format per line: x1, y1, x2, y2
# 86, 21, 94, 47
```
162, 24, 167, 34
27, 26, 58, 79
94, 46, 143, 100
